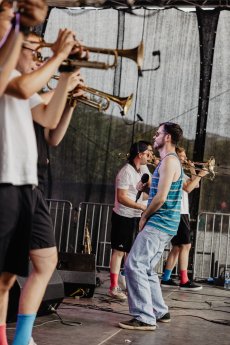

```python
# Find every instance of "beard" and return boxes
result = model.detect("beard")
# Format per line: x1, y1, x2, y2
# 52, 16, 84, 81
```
153, 140, 164, 151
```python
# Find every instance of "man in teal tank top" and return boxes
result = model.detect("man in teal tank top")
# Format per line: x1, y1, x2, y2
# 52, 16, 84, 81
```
119, 122, 183, 331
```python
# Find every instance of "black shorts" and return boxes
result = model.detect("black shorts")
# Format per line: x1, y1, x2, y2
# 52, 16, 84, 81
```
171, 214, 191, 246
30, 188, 56, 250
0, 184, 35, 277
111, 211, 140, 253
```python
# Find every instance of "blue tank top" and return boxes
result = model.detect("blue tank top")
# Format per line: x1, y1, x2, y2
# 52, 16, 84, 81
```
146, 153, 183, 236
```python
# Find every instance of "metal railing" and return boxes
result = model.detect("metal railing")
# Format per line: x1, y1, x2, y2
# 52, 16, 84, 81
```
193, 211, 230, 279
46, 199, 73, 252
46, 199, 174, 273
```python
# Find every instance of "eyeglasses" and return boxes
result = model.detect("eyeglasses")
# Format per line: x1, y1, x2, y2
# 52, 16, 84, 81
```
154, 131, 166, 137
22, 46, 44, 62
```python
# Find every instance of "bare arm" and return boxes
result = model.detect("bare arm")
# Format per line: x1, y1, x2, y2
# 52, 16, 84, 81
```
32, 72, 79, 129
41, 69, 85, 143
44, 104, 74, 146
5, 29, 79, 99
183, 168, 208, 193
0, 29, 23, 95
117, 189, 146, 211
0, 0, 47, 95
139, 156, 180, 230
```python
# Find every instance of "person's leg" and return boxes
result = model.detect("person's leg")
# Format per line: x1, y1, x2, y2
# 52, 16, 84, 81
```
12, 247, 57, 345
0, 185, 34, 345
161, 245, 180, 282
109, 249, 125, 289
178, 243, 191, 284
124, 226, 172, 325
13, 187, 58, 345
0, 273, 16, 345
162, 215, 185, 287
109, 212, 136, 300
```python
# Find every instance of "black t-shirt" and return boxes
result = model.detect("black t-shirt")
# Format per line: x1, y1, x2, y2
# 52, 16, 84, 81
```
33, 122, 49, 193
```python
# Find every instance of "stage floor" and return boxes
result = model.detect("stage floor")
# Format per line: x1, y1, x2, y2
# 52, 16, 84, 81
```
7, 272, 230, 345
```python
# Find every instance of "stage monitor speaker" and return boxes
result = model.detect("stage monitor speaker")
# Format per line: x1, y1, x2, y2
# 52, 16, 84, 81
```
58, 252, 96, 298
7, 264, 64, 322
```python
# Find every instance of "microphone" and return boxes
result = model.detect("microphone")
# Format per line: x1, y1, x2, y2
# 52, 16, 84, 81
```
135, 173, 149, 202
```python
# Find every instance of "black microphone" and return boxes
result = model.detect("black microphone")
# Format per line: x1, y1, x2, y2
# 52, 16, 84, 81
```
135, 173, 149, 202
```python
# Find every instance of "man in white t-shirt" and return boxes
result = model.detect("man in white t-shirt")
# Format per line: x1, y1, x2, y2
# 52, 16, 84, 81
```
0, 15, 85, 345
161, 146, 208, 290
109, 141, 151, 300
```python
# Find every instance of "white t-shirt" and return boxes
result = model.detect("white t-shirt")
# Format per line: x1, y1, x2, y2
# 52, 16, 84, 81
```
181, 174, 189, 214
0, 70, 43, 185
113, 163, 150, 218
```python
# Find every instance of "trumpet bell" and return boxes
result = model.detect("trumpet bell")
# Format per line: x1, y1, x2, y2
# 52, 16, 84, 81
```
117, 41, 144, 73
116, 94, 133, 116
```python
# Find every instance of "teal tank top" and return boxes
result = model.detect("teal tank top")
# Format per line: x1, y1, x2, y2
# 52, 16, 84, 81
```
146, 153, 183, 236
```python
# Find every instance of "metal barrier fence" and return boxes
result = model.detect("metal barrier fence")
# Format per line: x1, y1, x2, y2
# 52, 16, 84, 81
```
193, 212, 230, 279
46, 199, 173, 273
46, 199, 73, 252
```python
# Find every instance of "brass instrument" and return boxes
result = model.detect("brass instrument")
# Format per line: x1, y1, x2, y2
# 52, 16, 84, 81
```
69, 86, 133, 115
48, 75, 133, 115
118, 152, 216, 179
182, 156, 216, 180
83, 223, 92, 254
28, 39, 144, 72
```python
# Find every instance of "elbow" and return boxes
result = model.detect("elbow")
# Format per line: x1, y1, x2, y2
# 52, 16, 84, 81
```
48, 140, 60, 147
183, 186, 190, 193
158, 194, 167, 205
14, 84, 33, 99
159, 197, 166, 205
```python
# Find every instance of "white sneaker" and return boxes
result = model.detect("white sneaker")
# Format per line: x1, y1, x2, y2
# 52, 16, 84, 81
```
118, 271, 127, 291
108, 287, 127, 300
28, 338, 37, 345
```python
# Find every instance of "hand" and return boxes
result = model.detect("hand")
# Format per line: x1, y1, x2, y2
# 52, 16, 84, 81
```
139, 213, 147, 231
138, 203, 147, 212
65, 69, 85, 96
52, 29, 81, 62
198, 168, 209, 178
69, 36, 89, 61
136, 181, 148, 192
18, 0, 48, 27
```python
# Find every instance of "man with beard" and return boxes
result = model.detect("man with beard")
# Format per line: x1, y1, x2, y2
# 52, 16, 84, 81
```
119, 122, 183, 330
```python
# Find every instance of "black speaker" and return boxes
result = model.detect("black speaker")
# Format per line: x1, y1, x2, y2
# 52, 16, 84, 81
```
58, 252, 96, 298
7, 265, 64, 322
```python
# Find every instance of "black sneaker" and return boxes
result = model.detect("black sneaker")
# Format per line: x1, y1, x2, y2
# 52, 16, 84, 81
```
179, 281, 203, 291
157, 312, 171, 323
161, 278, 179, 288
119, 318, 156, 331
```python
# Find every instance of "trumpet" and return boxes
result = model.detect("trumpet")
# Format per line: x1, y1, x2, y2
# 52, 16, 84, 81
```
118, 152, 216, 179
28, 39, 144, 72
48, 76, 133, 115
182, 156, 216, 180
68, 86, 133, 115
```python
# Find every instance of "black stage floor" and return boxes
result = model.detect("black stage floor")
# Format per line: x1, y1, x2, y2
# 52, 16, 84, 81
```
7, 272, 230, 345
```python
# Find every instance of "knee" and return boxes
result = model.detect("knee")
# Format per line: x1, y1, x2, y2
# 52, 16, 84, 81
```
30, 248, 58, 275
171, 245, 180, 255
181, 243, 191, 252
0, 273, 16, 292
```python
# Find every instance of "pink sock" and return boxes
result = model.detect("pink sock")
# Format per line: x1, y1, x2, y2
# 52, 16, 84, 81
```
110, 273, 119, 289
0, 324, 8, 345
180, 270, 189, 284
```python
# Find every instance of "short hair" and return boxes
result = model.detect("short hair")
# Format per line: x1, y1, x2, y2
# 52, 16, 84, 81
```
176, 146, 185, 154
160, 122, 183, 145
128, 141, 148, 164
